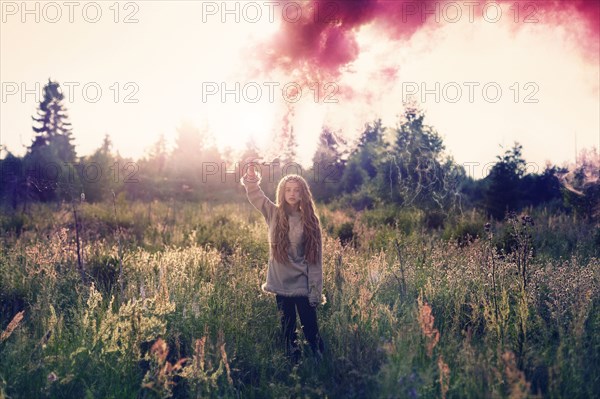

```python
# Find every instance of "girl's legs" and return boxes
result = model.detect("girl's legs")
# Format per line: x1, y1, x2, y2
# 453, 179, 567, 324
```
295, 296, 325, 356
276, 295, 325, 362
275, 295, 300, 361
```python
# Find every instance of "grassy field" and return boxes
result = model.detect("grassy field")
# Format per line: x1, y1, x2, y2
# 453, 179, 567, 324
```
0, 199, 598, 398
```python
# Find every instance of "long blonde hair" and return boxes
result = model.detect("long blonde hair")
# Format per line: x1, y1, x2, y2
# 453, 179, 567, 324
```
272, 174, 322, 265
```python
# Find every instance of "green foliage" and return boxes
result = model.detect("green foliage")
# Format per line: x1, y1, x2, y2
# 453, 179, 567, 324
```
334, 185, 378, 211
339, 158, 366, 194
481, 144, 566, 221
332, 114, 465, 212
443, 219, 484, 246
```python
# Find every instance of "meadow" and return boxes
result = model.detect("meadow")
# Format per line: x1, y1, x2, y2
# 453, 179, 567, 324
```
0, 198, 598, 398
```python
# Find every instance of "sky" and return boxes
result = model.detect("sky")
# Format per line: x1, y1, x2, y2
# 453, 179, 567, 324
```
1, 0, 599, 179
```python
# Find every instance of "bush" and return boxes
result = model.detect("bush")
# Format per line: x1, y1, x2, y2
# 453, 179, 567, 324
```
424, 210, 446, 230
0, 212, 26, 236
336, 222, 355, 246
87, 255, 120, 295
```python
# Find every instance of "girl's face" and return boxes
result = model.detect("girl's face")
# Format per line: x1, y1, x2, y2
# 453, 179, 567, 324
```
284, 180, 302, 209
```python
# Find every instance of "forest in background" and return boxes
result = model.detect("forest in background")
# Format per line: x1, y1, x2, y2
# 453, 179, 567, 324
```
1, 79, 598, 223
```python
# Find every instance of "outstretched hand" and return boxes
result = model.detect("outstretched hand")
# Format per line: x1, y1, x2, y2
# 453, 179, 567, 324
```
243, 156, 262, 178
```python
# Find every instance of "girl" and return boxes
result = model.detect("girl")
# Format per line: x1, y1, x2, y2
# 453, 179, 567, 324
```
240, 158, 325, 363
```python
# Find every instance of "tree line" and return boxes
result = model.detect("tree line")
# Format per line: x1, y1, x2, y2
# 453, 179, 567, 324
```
1, 79, 598, 222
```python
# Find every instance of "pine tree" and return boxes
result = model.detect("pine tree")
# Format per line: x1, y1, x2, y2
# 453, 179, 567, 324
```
309, 129, 346, 201
277, 105, 299, 168
378, 104, 447, 207
171, 122, 203, 179
30, 78, 76, 163
81, 135, 118, 202
25, 79, 79, 202
484, 143, 526, 219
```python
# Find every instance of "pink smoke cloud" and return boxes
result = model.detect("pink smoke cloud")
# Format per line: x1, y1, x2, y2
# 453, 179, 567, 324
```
259, 0, 599, 79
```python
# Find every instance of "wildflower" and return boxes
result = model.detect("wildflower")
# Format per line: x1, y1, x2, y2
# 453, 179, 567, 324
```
150, 338, 168, 364
502, 351, 532, 398
417, 292, 440, 357
142, 337, 189, 396
194, 337, 206, 372
218, 331, 233, 386
438, 356, 450, 399
47, 372, 58, 383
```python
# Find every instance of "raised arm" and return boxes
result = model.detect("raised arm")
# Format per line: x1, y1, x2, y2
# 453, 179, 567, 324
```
240, 158, 277, 224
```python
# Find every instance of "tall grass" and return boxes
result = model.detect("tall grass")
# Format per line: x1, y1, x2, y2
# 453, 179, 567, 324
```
0, 200, 598, 398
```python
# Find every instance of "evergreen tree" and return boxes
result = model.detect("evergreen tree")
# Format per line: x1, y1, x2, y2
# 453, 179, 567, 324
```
276, 105, 299, 169
25, 79, 79, 202
148, 133, 168, 176
125, 134, 169, 201
355, 119, 384, 179
30, 79, 76, 162
170, 122, 203, 180
338, 120, 385, 195
195, 128, 225, 200
484, 142, 526, 219
339, 158, 365, 194
80, 135, 118, 202
521, 165, 563, 209
309, 129, 346, 201
378, 104, 447, 208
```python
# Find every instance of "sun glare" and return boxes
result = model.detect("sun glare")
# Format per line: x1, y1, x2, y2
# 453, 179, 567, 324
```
207, 101, 276, 156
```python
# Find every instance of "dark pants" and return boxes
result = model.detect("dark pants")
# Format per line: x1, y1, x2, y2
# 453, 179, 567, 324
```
275, 295, 325, 359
